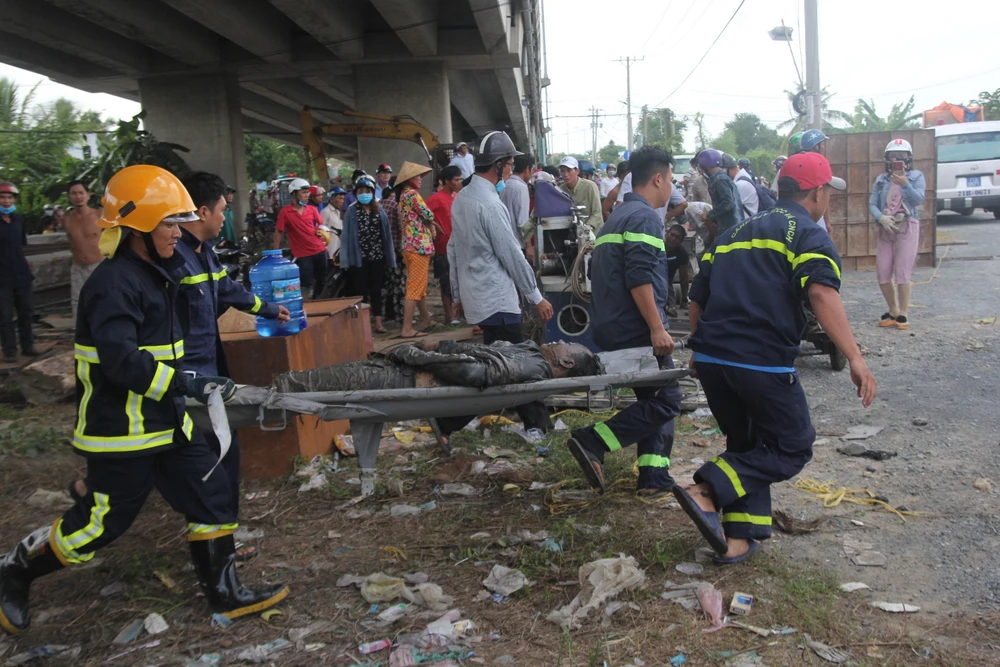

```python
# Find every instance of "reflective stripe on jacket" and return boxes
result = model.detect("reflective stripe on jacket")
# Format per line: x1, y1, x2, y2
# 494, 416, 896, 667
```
168, 228, 279, 376
73, 249, 193, 457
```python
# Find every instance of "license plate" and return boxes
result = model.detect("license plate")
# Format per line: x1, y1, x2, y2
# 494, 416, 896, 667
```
967, 176, 981, 187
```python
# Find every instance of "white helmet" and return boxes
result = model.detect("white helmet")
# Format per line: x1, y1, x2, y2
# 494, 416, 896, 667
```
884, 138, 912, 155
288, 177, 310, 192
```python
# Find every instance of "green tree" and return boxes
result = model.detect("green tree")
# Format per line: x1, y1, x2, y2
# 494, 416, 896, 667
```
634, 106, 686, 153
848, 96, 921, 132
598, 140, 626, 166
692, 112, 710, 153
0, 77, 38, 127
721, 113, 781, 155
972, 89, 1000, 120
77, 111, 190, 193
777, 85, 852, 138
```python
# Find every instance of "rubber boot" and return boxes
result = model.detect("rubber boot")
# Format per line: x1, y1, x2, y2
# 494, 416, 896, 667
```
189, 533, 287, 619
0, 526, 65, 634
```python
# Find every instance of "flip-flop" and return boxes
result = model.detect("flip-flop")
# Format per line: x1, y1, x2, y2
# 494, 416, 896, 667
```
428, 418, 451, 455
713, 539, 761, 565
235, 544, 259, 563
398, 331, 428, 339
567, 437, 606, 494
672, 486, 728, 555
374, 328, 388, 334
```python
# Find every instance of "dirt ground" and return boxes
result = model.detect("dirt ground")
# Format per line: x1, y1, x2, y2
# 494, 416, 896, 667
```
1, 212, 1000, 665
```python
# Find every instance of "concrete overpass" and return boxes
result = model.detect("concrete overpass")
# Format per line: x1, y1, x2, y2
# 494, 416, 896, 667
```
0, 0, 546, 226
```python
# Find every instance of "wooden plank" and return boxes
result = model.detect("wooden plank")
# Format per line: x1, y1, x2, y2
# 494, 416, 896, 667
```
374, 326, 477, 354
847, 225, 869, 256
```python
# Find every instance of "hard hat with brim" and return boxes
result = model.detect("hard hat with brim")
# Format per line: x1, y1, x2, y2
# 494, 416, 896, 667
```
98, 165, 198, 233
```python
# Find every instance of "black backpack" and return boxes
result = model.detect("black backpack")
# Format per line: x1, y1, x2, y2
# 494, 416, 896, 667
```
738, 175, 777, 215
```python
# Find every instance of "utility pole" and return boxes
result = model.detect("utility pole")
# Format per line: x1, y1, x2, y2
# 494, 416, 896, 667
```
589, 107, 600, 166
804, 0, 821, 130
642, 109, 648, 148
614, 56, 643, 152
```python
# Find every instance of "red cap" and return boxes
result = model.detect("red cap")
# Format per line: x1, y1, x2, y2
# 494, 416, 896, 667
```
778, 152, 845, 191
377, 163, 392, 173
308, 186, 320, 196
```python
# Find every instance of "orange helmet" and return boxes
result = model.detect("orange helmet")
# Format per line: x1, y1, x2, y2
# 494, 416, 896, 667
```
0, 182, 19, 196
98, 165, 197, 233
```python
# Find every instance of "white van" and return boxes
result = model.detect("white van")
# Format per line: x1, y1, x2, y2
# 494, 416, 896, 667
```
935, 121, 1000, 217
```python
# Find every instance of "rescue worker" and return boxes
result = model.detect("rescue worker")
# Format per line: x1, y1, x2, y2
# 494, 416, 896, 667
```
565, 146, 683, 498
696, 149, 743, 233
172, 172, 290, 520
0, 166, 288, 636
676, 153, 876, 563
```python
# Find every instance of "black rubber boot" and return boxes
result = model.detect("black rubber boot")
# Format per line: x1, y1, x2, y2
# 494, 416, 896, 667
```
189, 534, 287, 620
0, 526, 65, 634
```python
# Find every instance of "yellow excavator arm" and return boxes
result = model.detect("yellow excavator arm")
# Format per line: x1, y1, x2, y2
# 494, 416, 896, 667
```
299, 107, 440, 183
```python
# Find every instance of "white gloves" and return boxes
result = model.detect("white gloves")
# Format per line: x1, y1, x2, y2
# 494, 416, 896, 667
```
877, 215, 900, 233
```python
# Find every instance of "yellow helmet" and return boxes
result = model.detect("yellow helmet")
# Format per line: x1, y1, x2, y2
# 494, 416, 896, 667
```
98, 165, 198, 233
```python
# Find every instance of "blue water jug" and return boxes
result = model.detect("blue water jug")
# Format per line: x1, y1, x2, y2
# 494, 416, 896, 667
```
249, 249, 307, 336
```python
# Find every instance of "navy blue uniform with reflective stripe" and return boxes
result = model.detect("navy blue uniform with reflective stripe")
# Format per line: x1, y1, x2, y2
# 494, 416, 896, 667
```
688, 200, 842, 369
687, 200, 836, 541
168, 228, 279, 376
572, 192, 680, 490
590, 192, 669, 351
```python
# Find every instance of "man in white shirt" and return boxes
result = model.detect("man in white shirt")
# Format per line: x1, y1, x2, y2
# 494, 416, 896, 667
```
499, 153, 533, 244
724, 153, 759, 217
448, 141, 475, 179
616, 171, 686, 223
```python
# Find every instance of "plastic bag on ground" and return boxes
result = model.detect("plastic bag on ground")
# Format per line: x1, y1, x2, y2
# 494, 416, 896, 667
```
546, 555, 646, 630
483, 565, 532, 596
361, 573, 407, 602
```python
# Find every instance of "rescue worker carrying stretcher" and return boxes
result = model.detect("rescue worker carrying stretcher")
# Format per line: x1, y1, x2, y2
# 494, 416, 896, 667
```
0, 166, 288, 636
565, 146, 683, 498
674, 153, 876, 564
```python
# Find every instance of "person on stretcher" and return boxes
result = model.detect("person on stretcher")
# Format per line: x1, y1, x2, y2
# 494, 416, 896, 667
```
271, 340, 603, 393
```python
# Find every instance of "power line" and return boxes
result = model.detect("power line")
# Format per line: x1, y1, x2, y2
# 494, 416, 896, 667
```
636, 0, 675, 55
650, 0, 747, 108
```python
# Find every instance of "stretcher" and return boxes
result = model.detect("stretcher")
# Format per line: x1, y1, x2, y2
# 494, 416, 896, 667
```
188, 347, 690, 495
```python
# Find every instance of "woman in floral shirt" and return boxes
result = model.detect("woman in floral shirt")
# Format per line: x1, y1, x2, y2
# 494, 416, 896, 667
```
396, 161, 440, 338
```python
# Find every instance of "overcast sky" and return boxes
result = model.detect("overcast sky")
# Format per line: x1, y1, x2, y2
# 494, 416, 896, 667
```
2, 0, 999, 160
543, 0, 1000, 156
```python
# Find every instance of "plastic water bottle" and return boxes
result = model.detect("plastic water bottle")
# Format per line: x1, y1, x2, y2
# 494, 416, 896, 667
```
249, 249, 307, 336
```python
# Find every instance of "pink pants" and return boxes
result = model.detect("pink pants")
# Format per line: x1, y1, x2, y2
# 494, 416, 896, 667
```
876, 219, 919, 285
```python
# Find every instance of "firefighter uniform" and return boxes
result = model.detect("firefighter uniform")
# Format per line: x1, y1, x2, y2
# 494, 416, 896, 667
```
55, 247, 237, 563
0, 165, 286, 636
569, 192, 682, 490
687, 198, 842, 541
168, 227, 281, 513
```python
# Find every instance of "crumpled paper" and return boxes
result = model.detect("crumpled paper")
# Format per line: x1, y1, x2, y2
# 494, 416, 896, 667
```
546, 555, 646, 630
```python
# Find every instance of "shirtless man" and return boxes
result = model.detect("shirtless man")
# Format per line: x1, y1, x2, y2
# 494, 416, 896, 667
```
63, 180, 103, 321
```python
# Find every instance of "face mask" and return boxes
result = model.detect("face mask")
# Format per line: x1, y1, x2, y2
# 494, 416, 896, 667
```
607, 171, 616, 178
357, 193, 373, 205
495, 181, 506, 194
0, 205, 14, 214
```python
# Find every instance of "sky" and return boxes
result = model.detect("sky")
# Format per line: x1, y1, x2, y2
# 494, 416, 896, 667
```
2, 0, 1000, 159
542, 0, 1000, 156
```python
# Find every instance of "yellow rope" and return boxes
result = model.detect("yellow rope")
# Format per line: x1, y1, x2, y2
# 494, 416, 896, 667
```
790, 477, 921, 522
550, 408, 619, 419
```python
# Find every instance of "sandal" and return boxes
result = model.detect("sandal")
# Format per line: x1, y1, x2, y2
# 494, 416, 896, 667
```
235, 544, 259, 563
672, 485, 728, 555
398, 331, 428, 339
567, 437, 606, 494
878, 312, 897, 328
713, 538, 761, 565
374, 327, 388, 334
894, 315, 909, 330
